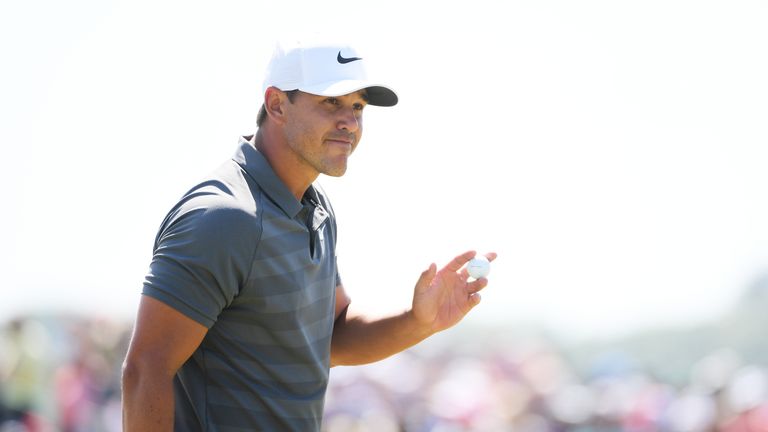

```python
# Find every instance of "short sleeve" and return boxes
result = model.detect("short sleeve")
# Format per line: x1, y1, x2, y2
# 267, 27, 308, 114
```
143, 204, 260, 328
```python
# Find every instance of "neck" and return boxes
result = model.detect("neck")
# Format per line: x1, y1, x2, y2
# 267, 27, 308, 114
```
253, 127, 318, 201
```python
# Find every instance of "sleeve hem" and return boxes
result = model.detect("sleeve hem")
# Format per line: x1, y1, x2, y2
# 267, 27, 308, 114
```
142, 288, 216, 329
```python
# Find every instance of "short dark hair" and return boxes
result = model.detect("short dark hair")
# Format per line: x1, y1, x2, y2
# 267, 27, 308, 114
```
257, 89, 300, 127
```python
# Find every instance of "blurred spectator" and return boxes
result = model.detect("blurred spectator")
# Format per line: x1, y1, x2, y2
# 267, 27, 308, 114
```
1, 316, 128, 432
2, 313, 768, 431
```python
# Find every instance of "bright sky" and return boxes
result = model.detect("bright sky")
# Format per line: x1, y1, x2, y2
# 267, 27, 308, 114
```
2, 0, 767, 341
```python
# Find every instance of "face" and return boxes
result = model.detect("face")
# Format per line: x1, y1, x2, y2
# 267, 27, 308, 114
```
281, 90, 367, 177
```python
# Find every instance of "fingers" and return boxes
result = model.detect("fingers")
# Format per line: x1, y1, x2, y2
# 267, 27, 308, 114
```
443, 250, 477, 273
444, 251, 498, 272
441, 251, 498, 287
469, 292, 482, 307
467, 277, 489, 294
455, 251, 498, 279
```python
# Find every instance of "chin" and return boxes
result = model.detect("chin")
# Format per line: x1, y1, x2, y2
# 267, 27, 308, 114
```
324, 168, 348, 177
321, 158, 349, 177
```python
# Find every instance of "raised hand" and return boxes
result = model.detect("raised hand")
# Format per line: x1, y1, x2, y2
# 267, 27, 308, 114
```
411, 250, 497, 334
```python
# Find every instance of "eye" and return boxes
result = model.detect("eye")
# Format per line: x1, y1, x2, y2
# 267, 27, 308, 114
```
325, 97, 340, 105
353, 103, 365, 111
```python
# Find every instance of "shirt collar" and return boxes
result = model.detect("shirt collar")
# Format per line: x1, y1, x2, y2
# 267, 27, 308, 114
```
233, 135, 305, 219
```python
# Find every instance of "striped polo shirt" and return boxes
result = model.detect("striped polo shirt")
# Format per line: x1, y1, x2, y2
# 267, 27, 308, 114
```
143, 136, 339, 431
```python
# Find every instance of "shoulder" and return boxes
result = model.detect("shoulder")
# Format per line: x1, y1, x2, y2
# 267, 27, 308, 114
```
159, 168, 264, 247
194, 200, 259, 235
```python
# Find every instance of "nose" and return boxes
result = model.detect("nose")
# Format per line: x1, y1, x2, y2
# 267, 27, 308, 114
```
337, 108, 360, 133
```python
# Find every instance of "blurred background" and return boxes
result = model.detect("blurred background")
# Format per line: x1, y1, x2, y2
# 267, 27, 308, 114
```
2, 0, 767, 430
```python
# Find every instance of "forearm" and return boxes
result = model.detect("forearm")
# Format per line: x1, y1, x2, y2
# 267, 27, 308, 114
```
330, 307, 433, 366
122, 362, 175, 431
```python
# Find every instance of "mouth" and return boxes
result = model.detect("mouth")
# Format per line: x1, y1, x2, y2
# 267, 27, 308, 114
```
325, 135, 355, 151
326, 138, 352, 145
325, 134, 354, 143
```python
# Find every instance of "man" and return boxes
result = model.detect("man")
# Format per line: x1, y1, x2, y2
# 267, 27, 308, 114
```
122, 39, 496, 431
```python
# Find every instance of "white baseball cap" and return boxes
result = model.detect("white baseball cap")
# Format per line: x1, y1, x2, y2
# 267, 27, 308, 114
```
261, 39, 398, 107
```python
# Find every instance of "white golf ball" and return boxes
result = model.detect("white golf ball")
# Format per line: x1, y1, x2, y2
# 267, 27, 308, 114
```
467, 256, 491, 279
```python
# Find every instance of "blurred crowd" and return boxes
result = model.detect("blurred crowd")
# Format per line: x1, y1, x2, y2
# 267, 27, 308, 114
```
324, 335, 768, 432
0, 316, 127, 432
1, 315, 767, 432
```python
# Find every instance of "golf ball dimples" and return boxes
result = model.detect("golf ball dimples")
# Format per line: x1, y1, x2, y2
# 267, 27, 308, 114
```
467, 256, 490, 279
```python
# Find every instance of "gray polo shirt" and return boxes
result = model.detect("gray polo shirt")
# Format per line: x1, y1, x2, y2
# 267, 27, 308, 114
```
143, 136, 339, 431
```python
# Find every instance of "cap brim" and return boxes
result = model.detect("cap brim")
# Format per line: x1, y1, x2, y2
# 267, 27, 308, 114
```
299, 80, 398, 107
364, 86, 398, 107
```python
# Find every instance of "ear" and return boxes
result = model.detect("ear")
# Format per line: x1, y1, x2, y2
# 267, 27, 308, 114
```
264, 87, 288, 125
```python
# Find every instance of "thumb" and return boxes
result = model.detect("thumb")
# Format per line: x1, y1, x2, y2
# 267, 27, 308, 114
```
414, 263, 437, 293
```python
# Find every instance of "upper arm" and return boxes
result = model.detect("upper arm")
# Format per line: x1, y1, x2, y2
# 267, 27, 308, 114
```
334, 283, 351, 321
144, 202, 260, 327
124, 295, 209, 375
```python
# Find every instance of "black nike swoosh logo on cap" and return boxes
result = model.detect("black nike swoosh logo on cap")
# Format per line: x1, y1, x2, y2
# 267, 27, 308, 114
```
337, 51, 362, 64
